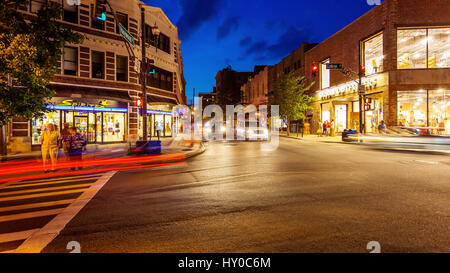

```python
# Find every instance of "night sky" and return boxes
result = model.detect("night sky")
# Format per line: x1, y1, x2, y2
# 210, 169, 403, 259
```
144, 0, 382, 103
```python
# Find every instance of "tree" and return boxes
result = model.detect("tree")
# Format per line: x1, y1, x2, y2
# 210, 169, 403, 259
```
269, 72, 314, 136
0, 0, 84, 125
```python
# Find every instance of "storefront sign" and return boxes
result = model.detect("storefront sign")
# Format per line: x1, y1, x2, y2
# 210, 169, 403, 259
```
47, 98, 128, 113
317, 73, 387, 100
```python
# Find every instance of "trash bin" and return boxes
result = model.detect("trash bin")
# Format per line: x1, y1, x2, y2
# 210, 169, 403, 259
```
135, 140, 161, 155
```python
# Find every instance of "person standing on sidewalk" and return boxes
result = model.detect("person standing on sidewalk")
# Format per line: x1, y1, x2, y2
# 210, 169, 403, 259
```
68, 127, 86, 170
41, 123, 59, 172
61, 122, 71, 161
330, 119, 335, 136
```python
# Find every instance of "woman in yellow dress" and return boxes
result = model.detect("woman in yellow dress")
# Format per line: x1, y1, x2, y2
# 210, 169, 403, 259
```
41, 123, 59, 172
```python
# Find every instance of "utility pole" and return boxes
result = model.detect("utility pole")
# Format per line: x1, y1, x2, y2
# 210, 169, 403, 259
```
141, 7, 148, 142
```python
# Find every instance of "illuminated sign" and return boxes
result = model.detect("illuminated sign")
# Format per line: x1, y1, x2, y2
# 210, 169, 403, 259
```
58, 99, 110, 108
317, 73, 387, 100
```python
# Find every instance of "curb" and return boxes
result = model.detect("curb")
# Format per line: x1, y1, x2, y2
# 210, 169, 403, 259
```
280, 134, 343, 144
185, 141, 207, 159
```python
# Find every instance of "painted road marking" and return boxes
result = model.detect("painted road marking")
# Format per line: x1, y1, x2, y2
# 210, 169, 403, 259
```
0, 199, 75, 213
0, 208, 64, 223
0, 188, 87, 202
0, 229, 40, 244
0, 183, 93, 197
13, 171, 117, 253
5, 178, 98, 189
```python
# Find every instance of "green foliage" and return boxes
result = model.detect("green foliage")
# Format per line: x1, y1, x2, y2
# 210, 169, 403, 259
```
269, 72, 314, 122
0, 0, 84, 125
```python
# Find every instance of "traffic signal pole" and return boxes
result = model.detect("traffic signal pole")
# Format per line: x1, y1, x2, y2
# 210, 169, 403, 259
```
141, 7, 148, 142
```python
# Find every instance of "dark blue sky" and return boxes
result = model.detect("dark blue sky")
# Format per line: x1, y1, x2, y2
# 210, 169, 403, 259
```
144, 0, 382, 102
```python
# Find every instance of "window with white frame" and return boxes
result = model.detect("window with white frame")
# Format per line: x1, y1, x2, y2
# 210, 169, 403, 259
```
320, 59, 330, 89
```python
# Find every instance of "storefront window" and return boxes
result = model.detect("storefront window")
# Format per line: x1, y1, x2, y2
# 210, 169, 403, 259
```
398, 29, 427, 69
153, 115, 164, 137
365, 99, 383, 133
321, 103, 330, 122
32, 110, 61, 145
103, 112, 125, 142
398, 28, 450, 69
397, 90, 429, 128
429, 89, 449, 135
164, 116, 172, 136
335, 105, 347, 133
363, 33, 383, 75
428, 28, 450, 68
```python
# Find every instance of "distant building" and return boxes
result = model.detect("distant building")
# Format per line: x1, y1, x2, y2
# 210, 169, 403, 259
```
215, 66, 254, 106
198, 92, 217, 110
241, 66, 272, 106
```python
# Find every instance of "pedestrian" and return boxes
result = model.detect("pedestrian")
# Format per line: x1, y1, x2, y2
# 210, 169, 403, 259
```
378, 120, 387, 134
330, 119, 335, 136
68, 127, 87, 170
61, 122, 71, 161
41, 123, 59, 172
318, 120, 323, 137
322, 121, 328, 136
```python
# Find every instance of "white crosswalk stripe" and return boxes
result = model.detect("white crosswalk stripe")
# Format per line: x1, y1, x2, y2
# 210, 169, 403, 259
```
0, 172, 111, 253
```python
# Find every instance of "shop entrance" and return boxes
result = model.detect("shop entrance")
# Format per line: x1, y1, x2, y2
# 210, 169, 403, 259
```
334, 104, 348, 133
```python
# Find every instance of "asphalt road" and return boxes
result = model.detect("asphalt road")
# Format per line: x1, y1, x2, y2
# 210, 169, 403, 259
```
44, 137, 450, 253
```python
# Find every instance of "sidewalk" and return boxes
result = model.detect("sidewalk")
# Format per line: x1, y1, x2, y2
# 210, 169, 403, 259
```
0, 138, 205, 162
279, 132, 342, 143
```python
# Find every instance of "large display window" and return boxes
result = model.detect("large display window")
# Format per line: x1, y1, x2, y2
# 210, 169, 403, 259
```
363, 33, 384, 75
398, 90, 449, 135
321, 103, 331, 122
32, 110, 61, 145
398, 28, 450, 69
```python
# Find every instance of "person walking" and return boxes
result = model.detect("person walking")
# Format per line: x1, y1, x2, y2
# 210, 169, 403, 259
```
68, 127, 87, 170
41, 123, 59, 172
61, 122, 71, 161
318, 120, 323, 137
378, 120, 387, 134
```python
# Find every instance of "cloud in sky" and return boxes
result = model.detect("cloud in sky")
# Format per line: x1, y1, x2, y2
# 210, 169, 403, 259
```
216, 16, 240, 41
176, 0, 225, 40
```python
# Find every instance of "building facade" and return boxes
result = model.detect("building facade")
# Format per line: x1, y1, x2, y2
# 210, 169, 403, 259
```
241, 66, 271, 106
305, 0, 450, 135
8, 0, 186, 153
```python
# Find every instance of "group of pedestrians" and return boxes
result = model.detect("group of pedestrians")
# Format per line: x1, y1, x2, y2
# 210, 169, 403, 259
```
318, 120, 335, 137
41, 123, 87, 172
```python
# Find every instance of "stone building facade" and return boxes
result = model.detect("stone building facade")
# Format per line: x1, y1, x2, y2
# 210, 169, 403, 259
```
8, 0, 186, 153
241, 66, 271, 106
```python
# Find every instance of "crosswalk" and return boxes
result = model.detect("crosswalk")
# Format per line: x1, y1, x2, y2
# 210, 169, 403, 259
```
0, 173, 109, 253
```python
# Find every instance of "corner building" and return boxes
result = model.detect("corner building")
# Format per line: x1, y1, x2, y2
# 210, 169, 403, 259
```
305, 0, 450, 135
8, 0, 186, 153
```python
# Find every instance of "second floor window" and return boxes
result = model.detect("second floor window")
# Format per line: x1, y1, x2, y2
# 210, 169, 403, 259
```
320, 59, 330, 89
362, 32, 384, 75
91, 5, 105, 30
398, 27, 450, 69
116, 12, 128, 34
63, 47, 77, 76
91, 51, 104, 79
116, 55, 128, 82
30, 0, 46, 13
62, 0, 78, 24
146, 67, 173, 91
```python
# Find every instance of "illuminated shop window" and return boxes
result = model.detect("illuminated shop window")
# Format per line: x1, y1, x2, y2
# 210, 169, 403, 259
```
363, 33, 383, 75
32, 111, 61, 145
428, 29, 450, 68
320, 59, 330, 89
103, 112, 126, 142
397, 28, 450, 69
398, 90, 449, 135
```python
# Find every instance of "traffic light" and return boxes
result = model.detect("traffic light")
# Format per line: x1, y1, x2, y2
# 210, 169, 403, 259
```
312, 63, 319, 77
145, 58, 155, 74
93, 0, 107, 21
364, 98, 372, 111
136, 98, 143, 108
359, 65, 366, 76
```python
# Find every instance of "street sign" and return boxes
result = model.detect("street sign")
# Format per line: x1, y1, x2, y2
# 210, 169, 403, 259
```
358, 84, 366, 95
119, 23, 134, 46
326, 63, 343, 70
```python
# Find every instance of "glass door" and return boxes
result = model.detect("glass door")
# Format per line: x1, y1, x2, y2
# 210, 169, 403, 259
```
74, 116, 88, 137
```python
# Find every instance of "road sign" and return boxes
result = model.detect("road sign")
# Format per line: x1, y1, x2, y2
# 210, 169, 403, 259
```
119, 23, 134, 46
326, 63, 343, 70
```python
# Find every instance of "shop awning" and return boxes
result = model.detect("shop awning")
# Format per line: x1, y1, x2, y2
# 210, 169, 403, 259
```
147, 94, 178, 105
50, 84, 132, 102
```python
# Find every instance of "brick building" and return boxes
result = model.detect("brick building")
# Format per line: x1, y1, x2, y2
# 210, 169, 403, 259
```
8, 0, 186, 153
241, 66, 271, 106
305, 0, 450, 135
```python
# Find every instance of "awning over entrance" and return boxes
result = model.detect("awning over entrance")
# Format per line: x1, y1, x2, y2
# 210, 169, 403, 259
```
50, 84, 132, 102
147, 94, 178, 105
